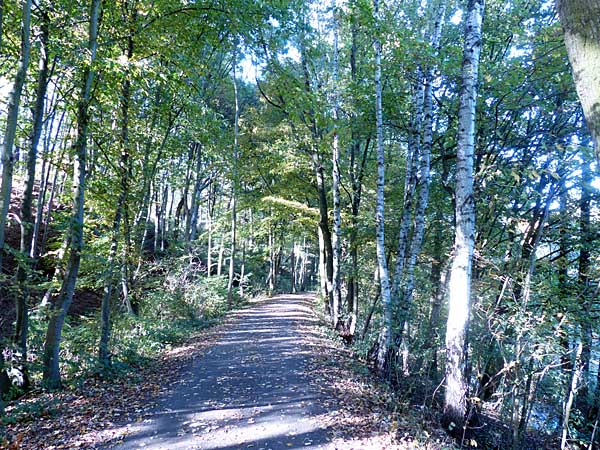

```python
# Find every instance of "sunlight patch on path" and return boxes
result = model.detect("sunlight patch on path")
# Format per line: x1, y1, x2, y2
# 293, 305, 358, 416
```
98, 294, 333, 450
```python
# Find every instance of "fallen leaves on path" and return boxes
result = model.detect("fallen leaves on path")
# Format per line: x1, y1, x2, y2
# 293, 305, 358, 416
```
300, 316, 457, 450
1, 317, 237, 450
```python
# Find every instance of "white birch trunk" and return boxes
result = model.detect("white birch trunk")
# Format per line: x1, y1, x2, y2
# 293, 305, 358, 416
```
373, 0, 392, 376
397, 0, 447, 332
443, 0, 484, 432
561, 341, 584, 449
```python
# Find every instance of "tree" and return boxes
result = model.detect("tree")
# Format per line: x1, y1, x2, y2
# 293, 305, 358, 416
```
330, 0, 342, 330
557, 0, 600, 161
227, 42, 240, 308
42, 0, 102, 388
0, 0, 32, 270
373, 0, 392, 377
442, 0, 485, 435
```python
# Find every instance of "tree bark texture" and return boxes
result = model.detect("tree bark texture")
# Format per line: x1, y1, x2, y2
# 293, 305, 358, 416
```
331, 0, 342, 329
443, 0, 484, 434
373, 0, 393, 377
227, 45, 240, 308
14, 9, 48, 381
557, 0, 600, 161
42, 0, 101, 388
0, 0, 32, 270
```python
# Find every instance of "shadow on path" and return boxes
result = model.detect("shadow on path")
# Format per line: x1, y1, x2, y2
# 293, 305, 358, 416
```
100, 294, 333, 450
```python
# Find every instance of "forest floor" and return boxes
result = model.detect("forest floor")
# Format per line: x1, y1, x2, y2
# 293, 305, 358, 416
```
2, 293, 454, 450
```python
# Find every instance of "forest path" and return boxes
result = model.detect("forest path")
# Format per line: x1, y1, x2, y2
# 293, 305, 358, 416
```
101, 293, 334, 450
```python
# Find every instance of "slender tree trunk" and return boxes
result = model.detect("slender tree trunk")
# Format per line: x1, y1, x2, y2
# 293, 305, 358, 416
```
578, 155, 593, 412
561, 341, 584, 449
99, 16, 135, 355
42, 0, 101, 389
32, 109, 67, 258
158, 178, 168, 252
314, 154, 334, 306
291, 243, 297, 293
227, 45, 240, 308
98, 193, 123, 365
361, 268, 381, 341
207, 182, 214, 275
239, 240, 245, 297
373, 0, 392, 377
40, 144, 68, 258
346, 6, 369, 339
0, 0, 4, 51
557, 0, 600, 161
188, 144, 206, 242
318, 226, 329, 305
13, 10, 48, 388
330, 0, 342, 330
391, 81, 423, 310
268, 226, 275, 294
217, 233, 225, 276
0, 0, 32, 269
121, 205, 134, 314
390, 82, 422, 359
442, 0, 484, 433
396, 0, 447, 343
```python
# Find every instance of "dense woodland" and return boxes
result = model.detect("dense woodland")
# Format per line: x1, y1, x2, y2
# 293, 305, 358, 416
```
0, 0, 598, 448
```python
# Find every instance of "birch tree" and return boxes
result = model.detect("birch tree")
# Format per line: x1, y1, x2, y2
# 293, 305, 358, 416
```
442, 0, 485, 434
373, 0, 392, 376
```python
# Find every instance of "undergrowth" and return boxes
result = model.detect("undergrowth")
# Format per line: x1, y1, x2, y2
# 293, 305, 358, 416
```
1, 254, 241, 427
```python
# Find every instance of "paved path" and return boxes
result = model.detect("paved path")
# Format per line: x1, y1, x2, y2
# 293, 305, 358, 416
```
105, 294, 332, 450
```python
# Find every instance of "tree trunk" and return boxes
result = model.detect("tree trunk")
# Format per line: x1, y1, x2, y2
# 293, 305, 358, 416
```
561, 341, 584, 449
188, 144, 206, 242
442, 0, 484, 434
42, 0, 101, 389
330, 0, 342, 330
314, 154, 334, 307
98, 193, 124, 365
239, 240, 246, 297
268, 225, 275, 294
99, 12, 136, 355
0, 0, 4, 51
391, 85, 422, 312
217, 234, 225, 276
118, 13, 136, 315
396, 0, 447, 345
373, 0, 392, 377
13, 8, 48, 389
318, 226, 329, 305
206, 181, 215, 276
227, 45, 240, 308
346, 7, 369, 340
291, 243, 297, 293
32, 109, 67, 258
557, 0, 600, 161
578, 155, 593, 413
0, 0, 32, 270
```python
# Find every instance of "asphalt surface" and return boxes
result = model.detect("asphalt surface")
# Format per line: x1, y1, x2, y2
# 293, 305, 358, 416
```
102, 294, 332, 450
